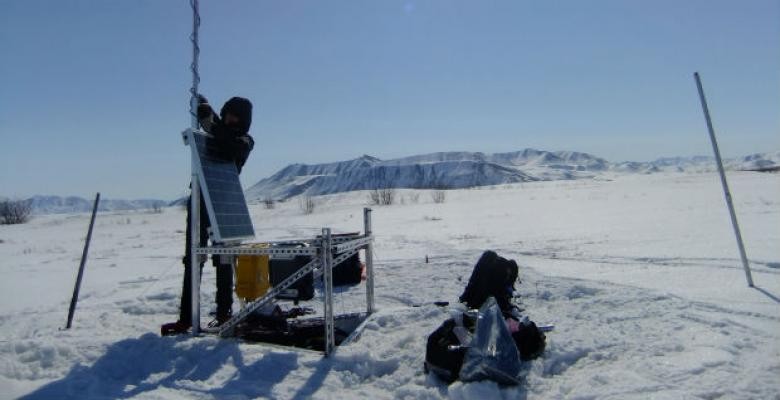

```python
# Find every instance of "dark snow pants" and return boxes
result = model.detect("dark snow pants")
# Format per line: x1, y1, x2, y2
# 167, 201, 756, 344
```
178, 194, 233, 325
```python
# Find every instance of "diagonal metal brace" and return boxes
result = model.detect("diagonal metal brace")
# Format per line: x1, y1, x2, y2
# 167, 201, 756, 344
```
219, 257, 321, 336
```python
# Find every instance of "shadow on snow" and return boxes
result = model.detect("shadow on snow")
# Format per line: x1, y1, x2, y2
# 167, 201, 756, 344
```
19, 333, 303, 399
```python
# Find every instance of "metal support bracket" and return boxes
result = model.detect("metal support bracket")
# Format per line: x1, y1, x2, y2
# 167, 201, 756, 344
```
180, 193, 374, 355
213, 232, 374, 341
195, 246, 318, 256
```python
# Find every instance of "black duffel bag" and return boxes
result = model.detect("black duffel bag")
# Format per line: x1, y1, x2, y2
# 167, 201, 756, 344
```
425, 311, 477, 383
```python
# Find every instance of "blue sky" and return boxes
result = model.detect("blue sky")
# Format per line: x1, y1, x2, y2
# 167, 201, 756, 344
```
1, 0, 778, 200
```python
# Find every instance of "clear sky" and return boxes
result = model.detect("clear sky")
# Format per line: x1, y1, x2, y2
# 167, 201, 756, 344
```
1, 0, 778, 200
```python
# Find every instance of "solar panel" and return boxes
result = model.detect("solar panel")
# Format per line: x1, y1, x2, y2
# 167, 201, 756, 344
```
186, 129, 255, 243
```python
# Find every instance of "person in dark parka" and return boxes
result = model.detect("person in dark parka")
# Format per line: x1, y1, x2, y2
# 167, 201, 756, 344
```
163, 95, 255, 335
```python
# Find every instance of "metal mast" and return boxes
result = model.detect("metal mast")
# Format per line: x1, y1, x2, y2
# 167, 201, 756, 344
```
189, 0, 202, 334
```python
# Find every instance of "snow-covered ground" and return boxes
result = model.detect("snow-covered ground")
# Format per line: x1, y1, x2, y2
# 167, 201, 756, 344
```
1, 172, 778, 399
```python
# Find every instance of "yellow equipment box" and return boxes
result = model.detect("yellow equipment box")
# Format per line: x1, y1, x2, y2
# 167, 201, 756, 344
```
235, 244, 271, 302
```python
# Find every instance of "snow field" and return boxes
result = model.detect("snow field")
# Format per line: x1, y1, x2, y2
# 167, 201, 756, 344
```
0, 171, 778, 399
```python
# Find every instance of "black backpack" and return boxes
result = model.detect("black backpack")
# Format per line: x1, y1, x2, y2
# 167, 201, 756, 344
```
332, 253, 362, 286
459, 251, 519, 314
270, 256, 315, 301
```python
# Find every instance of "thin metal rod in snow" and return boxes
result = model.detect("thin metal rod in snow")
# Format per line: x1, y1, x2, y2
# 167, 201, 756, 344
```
693, 72, 754, 287
66, 192, 100, 329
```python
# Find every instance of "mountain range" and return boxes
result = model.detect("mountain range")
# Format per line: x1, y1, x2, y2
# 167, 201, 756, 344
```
8, 196, 170, 215
245, 149, 780, 201
8, 150, 778, 214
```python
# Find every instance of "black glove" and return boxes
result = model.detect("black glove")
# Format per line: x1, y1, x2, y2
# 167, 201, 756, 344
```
197, 103, 213, 120
196, 94, 212, 119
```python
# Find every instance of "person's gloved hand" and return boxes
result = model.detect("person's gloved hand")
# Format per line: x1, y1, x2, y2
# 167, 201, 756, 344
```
197, 105, 212, 120
196, 94, 213, 120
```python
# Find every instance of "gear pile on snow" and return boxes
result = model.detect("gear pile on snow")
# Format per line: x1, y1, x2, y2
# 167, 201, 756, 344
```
424, 251, 547, 385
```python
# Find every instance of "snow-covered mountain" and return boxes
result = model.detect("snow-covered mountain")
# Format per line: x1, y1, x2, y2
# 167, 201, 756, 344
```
14, 151, 776, 211
246, 152, 546, 201
611, 151, 780, 174
732, 151, 780, 171
246, 149, 780, 201
24, 195, 168, 215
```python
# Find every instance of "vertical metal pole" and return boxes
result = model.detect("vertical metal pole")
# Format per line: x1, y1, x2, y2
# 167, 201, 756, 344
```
190, 171, 202, 335
322, 228, 335, 356
66, 192, 100, 329
363, 208, 375, 314
189, 0, 202, 335
694, 72, 754, 287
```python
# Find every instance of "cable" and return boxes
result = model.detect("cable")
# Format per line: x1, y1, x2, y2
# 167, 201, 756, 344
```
189, 0, 201, 124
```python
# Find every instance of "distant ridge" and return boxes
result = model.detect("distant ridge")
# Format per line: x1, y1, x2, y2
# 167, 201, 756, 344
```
246, 149, 780, 201
9, 150, 777, 213
18, 195, 169, 215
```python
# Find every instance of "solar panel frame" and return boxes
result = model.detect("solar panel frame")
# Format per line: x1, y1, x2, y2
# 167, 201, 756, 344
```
185, 129, 255, 244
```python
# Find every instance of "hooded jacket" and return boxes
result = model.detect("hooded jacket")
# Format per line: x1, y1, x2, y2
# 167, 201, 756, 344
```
198, 96, 255, 173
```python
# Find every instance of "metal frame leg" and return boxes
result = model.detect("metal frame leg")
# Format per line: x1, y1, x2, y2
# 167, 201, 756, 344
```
364, 208, 375, 314
190, 179, 201, 335
322, 228, 335, 356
